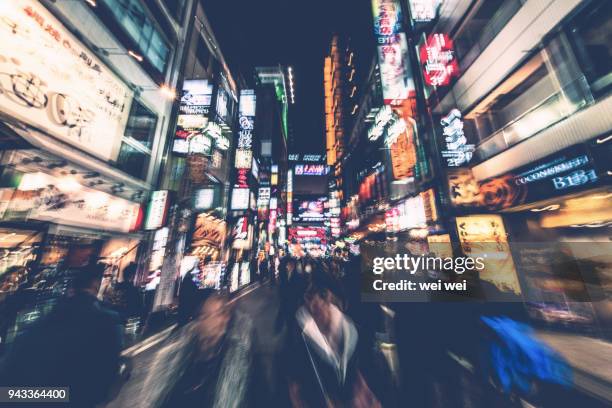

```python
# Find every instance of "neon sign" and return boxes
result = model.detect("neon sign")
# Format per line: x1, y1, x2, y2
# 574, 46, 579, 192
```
409, 0, 440, 23
372, 0, 415, 104
294, 164, 327, 176
440, 109, 474, 167
420, 33, 459, 87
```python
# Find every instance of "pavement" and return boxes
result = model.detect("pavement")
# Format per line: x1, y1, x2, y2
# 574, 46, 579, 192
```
104, 284, 612, 407
536, 331, 612, 403
105, 282, 282, 407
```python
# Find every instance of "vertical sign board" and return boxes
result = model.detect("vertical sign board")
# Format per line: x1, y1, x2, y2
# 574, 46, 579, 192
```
371, 0, 416, 105
231, 90, 256, 210
371, 0, 419, 182
456, 215, 521, 296
145, 190, 169, 230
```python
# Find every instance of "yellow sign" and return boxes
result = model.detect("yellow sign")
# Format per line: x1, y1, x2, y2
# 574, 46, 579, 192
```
456, 215, 521, 295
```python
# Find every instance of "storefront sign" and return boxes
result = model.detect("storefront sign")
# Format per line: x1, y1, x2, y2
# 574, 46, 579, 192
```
13, 173, 140, 232
149, 227, 169, 271
187, 155, 209, 185
420, 33, 459, 87
211, 150, 223, 169
257, 187, 271, 206
194, 188, 216, 210
177, 115, 207, 130
236, 168, 249, 188
232, 216, 251, 249
389, 117, 416, 180
421, 189, 438, 222
0, 1, 132, 161
238, 130, 253, 149
239, 90, 257, 117
172, 139, 189, 154
187, 133, 212, 155
180, 80, 212, 114
204, 122, 230, 151
233, 90, 256, 193
145, 190, 169, 230
294, 164, 327, 176
235, 149, 253, 169
192, 213, 226, 249
251, 158, 259, 179
456, 215, 521, 295
303, 154, 322, 162
440, 109, 474, 167
447, 168, 482, 206
215, 87, 230, 123
268, 210, 278, 241
368, 106, 394, 141
409, 0, 440, 22
450, 144, 602, 210
231, 188, 250, 210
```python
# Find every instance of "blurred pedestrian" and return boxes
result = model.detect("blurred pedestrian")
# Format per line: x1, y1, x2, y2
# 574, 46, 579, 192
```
142, 293, 255, 408
178, 267, 201, 326
285, 283, 380, 408
108, 262, 143, 323
0, 263, 123, 407
276, 257, 307, 333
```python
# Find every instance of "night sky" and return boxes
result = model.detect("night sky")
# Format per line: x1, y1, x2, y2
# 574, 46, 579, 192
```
202, 0, 373, 154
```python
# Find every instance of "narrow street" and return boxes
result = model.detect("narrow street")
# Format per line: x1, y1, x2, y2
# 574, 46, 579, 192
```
106, 282, 283, 408
0, 1, 611, 407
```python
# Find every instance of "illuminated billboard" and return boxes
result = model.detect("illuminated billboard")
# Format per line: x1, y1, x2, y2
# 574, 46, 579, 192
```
293, 199, 327, 222
408, 0, 441, 23
294, 164, 328, 176
230, 188, 250, 210
440, 109, 474, 167
372, 0, 415, 105
456, 215, 521, 295
180, 80, 213, 115
0, 0, 132, 161
419, 33, 460, 87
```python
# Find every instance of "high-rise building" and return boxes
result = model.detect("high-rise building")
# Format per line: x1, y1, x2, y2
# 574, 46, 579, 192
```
254, 66, 290, 253
407, 0, 612, 326
153, 1, 248, 305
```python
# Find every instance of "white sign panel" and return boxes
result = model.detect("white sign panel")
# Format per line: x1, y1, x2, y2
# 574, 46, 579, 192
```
144, 190, 169, 230
0, 1, 132, 161
235, 149, 253, 169
257, 187, 270, 206
194, 188, 215, 210
231, 188, 250, 210
14, 173, 140, 232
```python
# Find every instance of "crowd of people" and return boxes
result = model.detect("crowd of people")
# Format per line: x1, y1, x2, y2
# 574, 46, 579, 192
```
0, 246, 595, 407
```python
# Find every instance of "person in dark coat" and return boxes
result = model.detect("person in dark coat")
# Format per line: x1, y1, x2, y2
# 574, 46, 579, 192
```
284, 283, 380, 408
178, 268, 201, 326
276, 257, 307, 333
0, 263, 123, 408
110, 262, 143, 322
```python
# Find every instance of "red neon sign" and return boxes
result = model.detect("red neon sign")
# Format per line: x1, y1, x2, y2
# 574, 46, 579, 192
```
419, 33, 459, 87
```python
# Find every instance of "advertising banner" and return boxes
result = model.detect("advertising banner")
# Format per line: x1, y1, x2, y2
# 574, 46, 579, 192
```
144, 190, 169, 230
10, 172, 140, 233
448, 143, 605, 210
192, 213, 226, 249
0, 0, 132, 161
371, 0, 415, 105
456, 215, 521, 296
